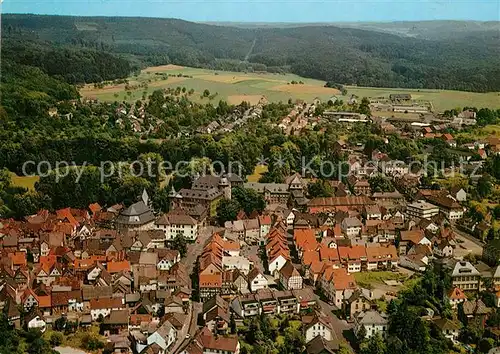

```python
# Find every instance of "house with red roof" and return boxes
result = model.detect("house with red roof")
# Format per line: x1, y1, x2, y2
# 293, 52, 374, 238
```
293, 229, 318, 259
338, 245, 367, 273
441, 133, 457, 147
448, 287, 467, 309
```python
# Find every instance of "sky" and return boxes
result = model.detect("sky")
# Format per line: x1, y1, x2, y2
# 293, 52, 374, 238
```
2, 0, 499, 22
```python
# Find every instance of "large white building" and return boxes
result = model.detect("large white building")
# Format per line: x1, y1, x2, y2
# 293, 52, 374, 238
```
354, 310, 388, 339
155, 210, 199, 241
406, 201, 440, 220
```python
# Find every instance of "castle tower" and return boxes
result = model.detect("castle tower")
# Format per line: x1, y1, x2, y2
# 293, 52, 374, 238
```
219, 177, 231, 200
168, 186, 181, 210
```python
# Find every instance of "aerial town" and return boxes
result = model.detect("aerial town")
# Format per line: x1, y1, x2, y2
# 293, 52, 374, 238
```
1, 4, 500, 354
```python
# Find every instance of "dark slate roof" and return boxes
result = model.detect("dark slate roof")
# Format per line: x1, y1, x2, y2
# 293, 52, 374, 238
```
116, 201, 155, 226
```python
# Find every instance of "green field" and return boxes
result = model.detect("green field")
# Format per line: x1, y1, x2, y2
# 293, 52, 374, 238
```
81, 65, 341, 105
353, 271, 406, 289
346, 86, 500, 112
9, 172, 39, 190
81, 65, 500, 112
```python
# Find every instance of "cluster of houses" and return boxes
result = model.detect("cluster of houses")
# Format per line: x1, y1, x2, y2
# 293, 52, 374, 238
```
0, 191, 204, 353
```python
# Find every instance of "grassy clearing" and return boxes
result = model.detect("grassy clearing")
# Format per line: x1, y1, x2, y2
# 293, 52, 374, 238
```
43, 326, 105, 354
246, 164, 268, 182
375, 298, 388, 312
9, 172, 39, 190
456, 124, 500, 140
81, 65, 500, 112
353, 271, 406, 288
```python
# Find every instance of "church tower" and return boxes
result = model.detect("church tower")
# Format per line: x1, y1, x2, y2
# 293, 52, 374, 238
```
219, 176, 231, 200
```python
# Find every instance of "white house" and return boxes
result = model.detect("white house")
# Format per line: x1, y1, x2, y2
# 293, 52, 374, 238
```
448, 287, 467, 309
221, 256, 252, 275
147, 320, 176, 351
354, 310, 388, 339
284, 210, 296, 227
382, 160, 409, 176
87, 263, 104, 282
268, 252, 289, 276
259, 215, 272, 239
399, 254, 429, 272
304, 315, 333, 343
247, 267, 268, 292
433, 240, 454, 258
434, 318, 460, 341
26, 314, 46, 333
341, 217, 362, 238
449, 187, 467, 202
155, 210, 199, 241
157, 250, 181, 271
89, 297, 123, 321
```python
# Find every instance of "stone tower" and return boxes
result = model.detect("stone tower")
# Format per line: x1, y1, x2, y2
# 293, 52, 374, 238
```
219, 176, 231, 200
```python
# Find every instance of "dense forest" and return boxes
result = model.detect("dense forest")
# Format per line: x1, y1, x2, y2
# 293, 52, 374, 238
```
2, 14, 500, 92
2, 39, 133, 84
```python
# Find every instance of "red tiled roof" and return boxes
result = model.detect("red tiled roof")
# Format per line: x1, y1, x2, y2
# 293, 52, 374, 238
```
338, 245, 366, 261
259, 215, 272, 225
448, 287, 466, 300
107, 260, 131, 273
38, 295, 51, 308
302, 250, 320, 266
294, 229, 318, 251
8, 252, 27, 266
199, 274, 222, 288
89, 203, 102, 214
89, 297, 123, 310
319, 245, 340, 261
331, 268, 357, 290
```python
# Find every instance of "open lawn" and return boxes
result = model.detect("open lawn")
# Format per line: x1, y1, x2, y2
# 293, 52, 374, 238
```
9, 172, 39, 190
353, 271, 407, 289
81, 65, 500, 112
247, 164, 268, 182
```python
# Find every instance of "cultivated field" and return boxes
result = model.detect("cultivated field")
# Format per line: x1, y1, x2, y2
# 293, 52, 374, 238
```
346, 86, 500, 112
80, 65, 500, 112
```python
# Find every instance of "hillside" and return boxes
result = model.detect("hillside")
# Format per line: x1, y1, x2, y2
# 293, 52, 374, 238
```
2, 14, 500, 92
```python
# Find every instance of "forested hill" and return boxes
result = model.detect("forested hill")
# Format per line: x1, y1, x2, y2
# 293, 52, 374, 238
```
3, 14, 500, 92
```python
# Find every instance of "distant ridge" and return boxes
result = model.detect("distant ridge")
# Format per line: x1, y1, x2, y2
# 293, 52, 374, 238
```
2, 14, 499, 92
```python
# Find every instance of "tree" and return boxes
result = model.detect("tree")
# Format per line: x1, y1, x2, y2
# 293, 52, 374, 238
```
53, 316, 67, 331
360, 333, 386, 354
216, 199, 240, 225
230, 313, 236, 334
476, 175, 492, 199
358, 97, 371, 115
307, 179, 334, 198
493, 205, 500, 220
172, 234, 187, 257
368, 176, 395, 193
232, 187, 265, 215
203, 89, 210, 97
49, 332, 63, 347
357, 325, 367, 341
478, 338, 494, 353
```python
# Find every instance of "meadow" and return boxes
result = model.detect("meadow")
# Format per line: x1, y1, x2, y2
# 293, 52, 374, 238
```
9, 172, 39, 191
80, 65, 500, 112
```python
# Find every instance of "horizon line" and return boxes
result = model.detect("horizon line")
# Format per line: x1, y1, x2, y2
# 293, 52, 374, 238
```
3, 12, 500, 24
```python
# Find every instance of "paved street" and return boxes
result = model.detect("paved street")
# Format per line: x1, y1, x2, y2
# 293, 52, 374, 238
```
453, 227, 484, 258
181, 226, 223, 274
316, 297, 353, 347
